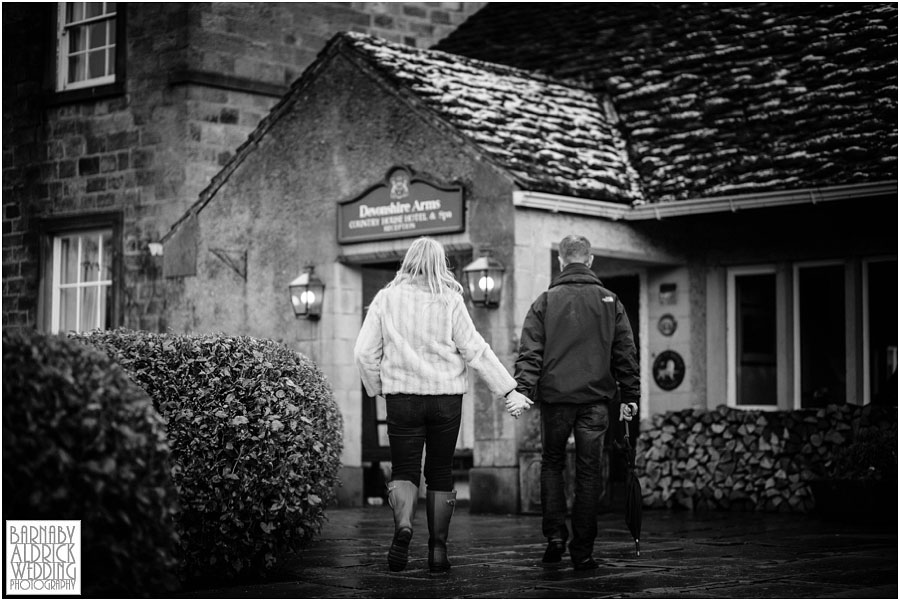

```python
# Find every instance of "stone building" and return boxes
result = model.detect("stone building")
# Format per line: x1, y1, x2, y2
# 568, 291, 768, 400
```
160, 3, 897, 512
2, 2, 485, 331
4, 4, 897, 513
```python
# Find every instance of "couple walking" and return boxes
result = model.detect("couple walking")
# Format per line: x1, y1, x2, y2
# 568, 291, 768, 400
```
353, 235, 640, 573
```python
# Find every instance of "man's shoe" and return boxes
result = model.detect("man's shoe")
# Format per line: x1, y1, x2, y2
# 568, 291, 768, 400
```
573, 556, 599, 571
542, 539, 566, 563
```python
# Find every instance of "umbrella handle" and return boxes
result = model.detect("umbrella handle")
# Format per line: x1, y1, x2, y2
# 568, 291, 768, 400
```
635, 539, 640, 557
618, 402, 638, 423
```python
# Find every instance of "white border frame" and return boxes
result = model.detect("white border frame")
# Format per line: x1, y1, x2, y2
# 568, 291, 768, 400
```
56, 2, 117, 92
726, 264, 778, 410
50, 230, 113, 333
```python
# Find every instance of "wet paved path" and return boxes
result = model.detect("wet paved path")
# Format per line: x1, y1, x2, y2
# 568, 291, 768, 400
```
185, 505, 897, 598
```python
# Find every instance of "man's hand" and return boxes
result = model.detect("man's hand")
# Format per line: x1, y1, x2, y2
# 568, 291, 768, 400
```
505, 390, 533, 419
620, 402, 638, 421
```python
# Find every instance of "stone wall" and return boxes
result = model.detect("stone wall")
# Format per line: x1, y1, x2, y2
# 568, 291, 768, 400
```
637, 403, 897, 512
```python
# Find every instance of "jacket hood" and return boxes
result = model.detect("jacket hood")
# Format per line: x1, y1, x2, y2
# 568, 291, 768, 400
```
549, 263, 603, 288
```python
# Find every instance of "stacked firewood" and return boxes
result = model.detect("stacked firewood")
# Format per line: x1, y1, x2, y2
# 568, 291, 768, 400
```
635, 403, 894, 512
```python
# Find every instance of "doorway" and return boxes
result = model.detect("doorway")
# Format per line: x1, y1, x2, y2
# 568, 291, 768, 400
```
548, 250, 642, 511
358, 253, 475, 503
360, 262, 399, 503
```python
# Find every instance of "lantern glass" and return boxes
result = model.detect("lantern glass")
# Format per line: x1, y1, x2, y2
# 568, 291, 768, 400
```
288, 267, 325, 319
463, 254, 504, 307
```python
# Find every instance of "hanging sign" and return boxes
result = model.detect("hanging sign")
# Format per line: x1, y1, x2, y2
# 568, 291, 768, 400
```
337, 167, 465, 243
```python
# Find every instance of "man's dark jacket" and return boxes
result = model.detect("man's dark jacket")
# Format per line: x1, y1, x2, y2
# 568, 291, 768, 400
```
514, 263, 640, 405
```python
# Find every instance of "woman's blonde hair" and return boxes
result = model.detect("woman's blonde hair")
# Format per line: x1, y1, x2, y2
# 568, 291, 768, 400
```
388, 237, 463, 299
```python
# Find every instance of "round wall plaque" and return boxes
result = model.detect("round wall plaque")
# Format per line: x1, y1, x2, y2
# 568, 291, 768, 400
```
653, 350, 685, 391
658, 314, 677, 336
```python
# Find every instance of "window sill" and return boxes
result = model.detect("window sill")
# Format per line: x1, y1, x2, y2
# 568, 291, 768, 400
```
42, 81, 125, 107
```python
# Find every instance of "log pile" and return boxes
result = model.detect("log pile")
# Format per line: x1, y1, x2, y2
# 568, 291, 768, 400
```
635, 403, 896, 513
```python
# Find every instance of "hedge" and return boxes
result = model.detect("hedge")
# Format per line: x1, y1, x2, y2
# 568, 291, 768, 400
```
75, 329, 343, 582
2, 329, 180, 597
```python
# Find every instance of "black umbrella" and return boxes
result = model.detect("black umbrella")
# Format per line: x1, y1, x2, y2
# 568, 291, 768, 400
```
621, 407, 642, 557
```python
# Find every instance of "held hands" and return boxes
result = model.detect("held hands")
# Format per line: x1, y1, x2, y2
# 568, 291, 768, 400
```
620, 402, 638, 422
505, 390, 533, 419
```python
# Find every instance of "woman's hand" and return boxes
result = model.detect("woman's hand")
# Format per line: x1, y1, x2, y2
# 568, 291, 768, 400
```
505, 390, 533, 419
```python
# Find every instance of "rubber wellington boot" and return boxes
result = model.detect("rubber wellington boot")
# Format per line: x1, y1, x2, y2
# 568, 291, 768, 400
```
386, 480, 419, 572
426, 489, 457, 573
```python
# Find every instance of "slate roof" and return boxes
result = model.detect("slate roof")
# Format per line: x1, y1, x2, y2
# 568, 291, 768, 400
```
168, 29, 645, 239
341, 32, 644, 204
436, 3, 898, 202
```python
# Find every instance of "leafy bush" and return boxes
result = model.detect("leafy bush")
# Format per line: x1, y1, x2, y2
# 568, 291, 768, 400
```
74, 329, 343, 582
828, 425, 898, 481
2, 329, 179, 597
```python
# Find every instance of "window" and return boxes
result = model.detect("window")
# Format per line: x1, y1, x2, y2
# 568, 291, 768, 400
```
38, 217, 120, 335
57, 2, 117, 91
727, 266, 778, 408
50, 229, 114, 333
727, 257, 897, 410
793, 263, 847, 408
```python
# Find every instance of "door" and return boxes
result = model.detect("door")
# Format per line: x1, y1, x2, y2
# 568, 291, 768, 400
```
544, 251, 642, 512
358, 254, 474, 502
598, 274, 641, 511
360, 262, 399, 502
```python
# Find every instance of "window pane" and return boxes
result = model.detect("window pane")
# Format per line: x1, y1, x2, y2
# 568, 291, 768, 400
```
68, 55, 85, 84
108, 19, 116, 44
377, 424, 390, 448
798, 265, 846, 408
736, 273, 776, 405
106, 2, 117, 15
102, 283, 112, 329
69, 27, 85, 53
60, 237, 78, 284
88, 22, 106, 48
88, 50, 106, 79
66, 3, 84, 24
60, 288, 78, 333
85, 2, 103, 19
81, 286, 99, 331
81, 234, 100, 282
868, 260, 898, 405
101, 231, 113, 280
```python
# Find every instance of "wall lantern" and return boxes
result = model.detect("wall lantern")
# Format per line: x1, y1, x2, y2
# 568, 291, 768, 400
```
463, 250, 505, 308
288, 266, 325, 320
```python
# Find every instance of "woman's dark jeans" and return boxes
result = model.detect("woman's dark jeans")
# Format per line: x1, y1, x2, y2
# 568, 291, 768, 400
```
385, 394, 462, 492
540, 402, 609, 562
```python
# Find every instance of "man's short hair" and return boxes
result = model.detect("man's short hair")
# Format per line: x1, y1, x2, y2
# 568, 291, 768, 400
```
559, 235, 591, 264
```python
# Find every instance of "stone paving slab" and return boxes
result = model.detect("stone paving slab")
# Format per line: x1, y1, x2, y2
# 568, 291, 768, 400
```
181, 505, 898, 599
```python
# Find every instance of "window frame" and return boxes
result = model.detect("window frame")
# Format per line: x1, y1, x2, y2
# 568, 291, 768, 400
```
50, 2, 126, 103
37, 213, 123, 334
726, 264, 779, 411
50, 229, 115, 333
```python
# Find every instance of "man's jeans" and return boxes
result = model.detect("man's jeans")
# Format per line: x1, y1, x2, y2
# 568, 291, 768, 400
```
385, 394, 462, 492
540, 402, 609, 562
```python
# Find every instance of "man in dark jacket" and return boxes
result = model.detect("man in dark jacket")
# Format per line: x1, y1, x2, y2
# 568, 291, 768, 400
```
514, 234, 640, 571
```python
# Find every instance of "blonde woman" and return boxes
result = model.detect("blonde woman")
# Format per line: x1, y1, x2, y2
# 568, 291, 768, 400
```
354, 237, 532, 573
